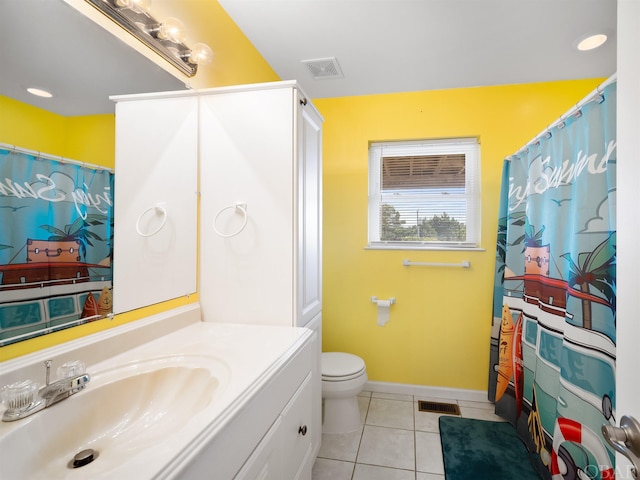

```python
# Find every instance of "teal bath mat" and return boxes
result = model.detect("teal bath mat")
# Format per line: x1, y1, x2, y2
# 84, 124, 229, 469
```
439, 416, 539, 480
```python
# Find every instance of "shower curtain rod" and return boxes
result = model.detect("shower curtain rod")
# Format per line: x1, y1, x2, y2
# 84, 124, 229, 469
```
512, 73, 617, 158
0, 142, 114, 172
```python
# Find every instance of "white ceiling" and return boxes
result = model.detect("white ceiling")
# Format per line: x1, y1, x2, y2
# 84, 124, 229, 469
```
0, 0, 616, 117
218, 0, 617, 98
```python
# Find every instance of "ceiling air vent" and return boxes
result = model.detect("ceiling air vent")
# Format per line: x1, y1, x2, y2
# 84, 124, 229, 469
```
301, 57, 344, 80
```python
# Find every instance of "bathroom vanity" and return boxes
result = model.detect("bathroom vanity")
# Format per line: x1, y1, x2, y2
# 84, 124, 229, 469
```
0, 305, 320, 479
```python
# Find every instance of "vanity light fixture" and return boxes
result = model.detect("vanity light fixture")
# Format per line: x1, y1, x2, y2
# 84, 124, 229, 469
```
27, 87, 54, 98
576, 33, 608, 51
85, 0, 213, 77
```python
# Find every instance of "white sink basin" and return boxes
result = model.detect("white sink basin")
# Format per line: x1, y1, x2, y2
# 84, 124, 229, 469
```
0, 306, 311, 479
0, 355, 229, 479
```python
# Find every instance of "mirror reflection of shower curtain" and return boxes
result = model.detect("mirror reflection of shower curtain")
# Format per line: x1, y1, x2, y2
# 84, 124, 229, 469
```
489, 81, 617, 480
0, 148, 114, 346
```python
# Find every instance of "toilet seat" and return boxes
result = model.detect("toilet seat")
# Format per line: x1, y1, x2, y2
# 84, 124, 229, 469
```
322, 352, 366, 382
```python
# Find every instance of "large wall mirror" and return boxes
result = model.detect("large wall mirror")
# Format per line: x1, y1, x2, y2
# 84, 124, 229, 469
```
0, 0, 189, 346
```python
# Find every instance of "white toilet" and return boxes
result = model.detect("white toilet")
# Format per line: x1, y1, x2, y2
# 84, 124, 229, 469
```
321, 352, 368, 434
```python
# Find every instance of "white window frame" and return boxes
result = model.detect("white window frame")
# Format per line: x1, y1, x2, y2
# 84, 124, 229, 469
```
367, 138, 481, 250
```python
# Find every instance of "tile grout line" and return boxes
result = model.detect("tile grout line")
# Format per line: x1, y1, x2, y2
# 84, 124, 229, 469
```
351, 394, 372, 480
317, 393, 475, 479
413, 394, 418, 478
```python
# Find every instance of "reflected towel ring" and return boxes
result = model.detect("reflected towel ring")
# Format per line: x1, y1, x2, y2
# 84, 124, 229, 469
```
135, 204, 168, 237
213, 202, 248, 238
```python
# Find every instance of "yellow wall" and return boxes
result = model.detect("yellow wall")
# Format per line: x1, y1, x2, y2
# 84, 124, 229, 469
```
0, 0, 278, 361
167, 0, 280, 89
313, 79, 603, 391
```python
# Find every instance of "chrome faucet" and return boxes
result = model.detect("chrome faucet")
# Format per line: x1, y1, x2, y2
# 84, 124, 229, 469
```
1, 360, 90, 422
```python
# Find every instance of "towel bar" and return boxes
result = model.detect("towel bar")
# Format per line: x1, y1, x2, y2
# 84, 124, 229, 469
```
402, 260, 470, 268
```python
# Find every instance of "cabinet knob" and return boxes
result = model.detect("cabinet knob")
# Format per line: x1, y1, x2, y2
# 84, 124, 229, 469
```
298, 425, 308, 436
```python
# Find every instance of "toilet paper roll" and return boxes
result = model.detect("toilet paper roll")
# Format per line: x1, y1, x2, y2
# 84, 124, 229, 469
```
377, 300, 391, 326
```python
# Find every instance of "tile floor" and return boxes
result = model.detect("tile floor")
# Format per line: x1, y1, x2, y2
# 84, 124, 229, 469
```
312, 390, 505, 480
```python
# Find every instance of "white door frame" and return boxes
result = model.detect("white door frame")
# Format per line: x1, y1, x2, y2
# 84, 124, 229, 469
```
615, 0, 640, 477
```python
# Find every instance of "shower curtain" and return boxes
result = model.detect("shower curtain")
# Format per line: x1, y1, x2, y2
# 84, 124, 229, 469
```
0, 147, 114, 345
490, 80, 616, 480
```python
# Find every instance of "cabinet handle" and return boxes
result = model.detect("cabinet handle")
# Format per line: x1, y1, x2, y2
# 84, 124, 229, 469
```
298, 425, 308, 436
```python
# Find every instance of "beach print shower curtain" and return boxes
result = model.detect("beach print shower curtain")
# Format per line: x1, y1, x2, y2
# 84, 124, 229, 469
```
0, 148, 114, 345
490, 81, 617, 480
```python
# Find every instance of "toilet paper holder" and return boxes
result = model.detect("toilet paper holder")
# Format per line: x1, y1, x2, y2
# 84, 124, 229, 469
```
370, 296, 395, 305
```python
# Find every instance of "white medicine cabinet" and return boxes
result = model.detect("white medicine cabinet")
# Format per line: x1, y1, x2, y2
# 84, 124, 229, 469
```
112, 93, 199, 314
112, 82, 322, 326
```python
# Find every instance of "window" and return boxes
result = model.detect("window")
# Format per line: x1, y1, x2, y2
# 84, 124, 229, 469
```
368, 138, 481, 249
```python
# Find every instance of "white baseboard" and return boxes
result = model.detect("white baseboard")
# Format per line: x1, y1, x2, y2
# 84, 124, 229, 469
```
364, 380, 490, 403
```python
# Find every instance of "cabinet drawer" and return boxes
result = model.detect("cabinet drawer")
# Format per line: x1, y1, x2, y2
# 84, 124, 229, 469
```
234, 418, 282, 480
280, 372, 314, 480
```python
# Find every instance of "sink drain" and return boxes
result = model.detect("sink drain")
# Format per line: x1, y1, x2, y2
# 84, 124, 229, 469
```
68, 448, 99, 469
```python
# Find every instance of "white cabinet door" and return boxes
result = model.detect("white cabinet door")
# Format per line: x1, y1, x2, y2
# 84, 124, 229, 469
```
234, 373, 315, 480
113, 95, 198, 314
296, 99, 323, 327
280, 373, 314, 480
199, 85, 311, 326
199, 83, 323, 328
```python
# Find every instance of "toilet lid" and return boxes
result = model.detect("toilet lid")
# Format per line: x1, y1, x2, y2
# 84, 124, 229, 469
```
322, 352, 366, 377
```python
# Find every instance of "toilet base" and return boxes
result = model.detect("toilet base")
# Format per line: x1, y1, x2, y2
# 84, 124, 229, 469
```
322, 395, 362, 434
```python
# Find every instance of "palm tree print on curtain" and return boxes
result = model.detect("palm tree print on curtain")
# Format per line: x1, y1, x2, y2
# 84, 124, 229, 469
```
489, 81, 617, 480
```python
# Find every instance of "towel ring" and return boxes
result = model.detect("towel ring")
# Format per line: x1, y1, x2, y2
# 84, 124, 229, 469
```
135, 204, 168, 237
213, 203, 248, 238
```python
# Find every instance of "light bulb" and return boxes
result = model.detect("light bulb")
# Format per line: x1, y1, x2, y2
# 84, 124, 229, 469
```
157, 17, 186, 43
115, 0, 151, 13
188, 43, 214, 65
131, 0, 151, 13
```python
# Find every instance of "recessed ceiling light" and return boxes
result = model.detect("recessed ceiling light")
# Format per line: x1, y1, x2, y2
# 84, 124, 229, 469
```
26, 87, 54, 98
577, 34, 608, 51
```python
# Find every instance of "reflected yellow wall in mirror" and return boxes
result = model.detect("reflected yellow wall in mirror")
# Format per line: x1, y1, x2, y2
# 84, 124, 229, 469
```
0, 96, 115, 360
1, 95, 69, 160
0, 95, 115, 168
